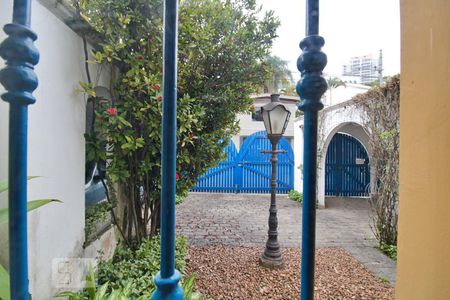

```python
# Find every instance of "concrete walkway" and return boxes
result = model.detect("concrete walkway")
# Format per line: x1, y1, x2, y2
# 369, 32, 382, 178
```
176, 193, 396, 284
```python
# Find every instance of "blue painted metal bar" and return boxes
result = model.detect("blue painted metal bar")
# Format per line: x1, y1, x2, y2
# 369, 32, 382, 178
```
152, 0, 183, 298
0, 0, 39, 299
297, 0, 327, 299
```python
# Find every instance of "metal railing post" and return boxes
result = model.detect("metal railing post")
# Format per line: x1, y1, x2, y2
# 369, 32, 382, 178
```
0, 0, 39, 299
152, 0, 183, 299
297, 0, 327, 299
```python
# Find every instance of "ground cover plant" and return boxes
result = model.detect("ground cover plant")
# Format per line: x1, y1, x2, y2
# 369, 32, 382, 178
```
288, 190, 302, 204
96, 236, 188, 296
58, 236, 206, 299
378, 241, 397, 261
74, 0, 280, 244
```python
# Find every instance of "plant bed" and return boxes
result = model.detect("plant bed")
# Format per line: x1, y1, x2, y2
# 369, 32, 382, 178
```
58, 236, 207, 299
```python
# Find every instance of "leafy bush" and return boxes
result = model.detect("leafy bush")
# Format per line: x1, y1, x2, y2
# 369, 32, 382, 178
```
96, 236, 187, 298
288, 190, 302, 204
57, 268, 204, 300
354, 75, 400, 246
85, 202, 112, 238
75, 0, 280, 242
176, 190, 189, 205
378, 242, 397, 261
56, 268, 141, 300
57, 236, 208, 299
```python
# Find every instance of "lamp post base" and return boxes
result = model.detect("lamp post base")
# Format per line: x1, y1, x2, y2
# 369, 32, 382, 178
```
152, 270, 183, 300
259, 251, 284, 269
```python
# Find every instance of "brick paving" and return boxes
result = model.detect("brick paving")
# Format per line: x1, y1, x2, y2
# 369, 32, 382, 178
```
176, 193, 397, 284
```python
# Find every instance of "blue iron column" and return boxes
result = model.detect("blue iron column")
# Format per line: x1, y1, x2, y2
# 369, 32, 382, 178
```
152, 0, 183, 299
0, 0, 39, 299
297, 0, 327, 299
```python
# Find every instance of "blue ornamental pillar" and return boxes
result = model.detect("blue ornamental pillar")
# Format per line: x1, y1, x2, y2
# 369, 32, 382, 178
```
152, 0, 183, 299
297, 0, 327, 299
0, 0, 39, 299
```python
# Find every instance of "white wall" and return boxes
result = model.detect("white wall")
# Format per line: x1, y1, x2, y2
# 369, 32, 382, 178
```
294, 101, 370, 207
323, 83, 370, 107
293, 120, 303, 192
0, 1, 111, 298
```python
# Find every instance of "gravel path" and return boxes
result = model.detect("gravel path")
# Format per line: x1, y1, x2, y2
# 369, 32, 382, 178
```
187, 246, 394, 300
177, 193, 396, 284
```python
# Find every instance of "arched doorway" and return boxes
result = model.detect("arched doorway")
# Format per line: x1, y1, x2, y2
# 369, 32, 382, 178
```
316, 121, 372, 207
325, 133, 370, 197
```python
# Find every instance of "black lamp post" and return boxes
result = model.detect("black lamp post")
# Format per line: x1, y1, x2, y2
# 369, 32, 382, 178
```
259, 94, 291, 269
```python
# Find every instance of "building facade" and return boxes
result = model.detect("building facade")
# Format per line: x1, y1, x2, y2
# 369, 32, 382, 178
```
342, 51, 383, 84
231, 94, 299, 150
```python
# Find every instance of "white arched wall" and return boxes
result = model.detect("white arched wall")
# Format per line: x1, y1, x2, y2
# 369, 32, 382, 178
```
318, 122, 370, 207
294, 100, 372, 207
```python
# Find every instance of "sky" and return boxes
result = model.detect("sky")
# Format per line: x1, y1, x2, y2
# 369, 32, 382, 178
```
256, 0, 401, 81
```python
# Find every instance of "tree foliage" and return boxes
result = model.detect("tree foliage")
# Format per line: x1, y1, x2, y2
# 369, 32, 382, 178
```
263, 55, 293, 93
76, 0, 279, 243
354, 75, 400, 246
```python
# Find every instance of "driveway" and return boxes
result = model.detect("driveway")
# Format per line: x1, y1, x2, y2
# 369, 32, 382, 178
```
176, 193, 396, 284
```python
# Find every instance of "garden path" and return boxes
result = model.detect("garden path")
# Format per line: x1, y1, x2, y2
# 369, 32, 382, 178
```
176, 193, 396, 284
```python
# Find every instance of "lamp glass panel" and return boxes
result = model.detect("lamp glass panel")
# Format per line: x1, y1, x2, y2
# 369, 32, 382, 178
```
270, 106, 290, 135
262, 109, 272, 134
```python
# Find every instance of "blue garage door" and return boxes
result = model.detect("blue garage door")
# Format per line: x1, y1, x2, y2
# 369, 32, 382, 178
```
193, 131, 294, 193
325, 133, 370, 197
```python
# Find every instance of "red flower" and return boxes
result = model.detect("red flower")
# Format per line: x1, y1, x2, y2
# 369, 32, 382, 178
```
176, 172, 180, 181
106, 107, 117, 116
153, 84, 161, 91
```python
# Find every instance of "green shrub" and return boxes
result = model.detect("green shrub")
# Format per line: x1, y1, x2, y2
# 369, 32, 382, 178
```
378, 242, 397, 261
76, 0, 280, 242
96, 236, 188, 298
57, 268, 204, 300
85, 202, 111, 238
176, 190, 189, 205
288, 190, 302, 204
56, 267, 141, 300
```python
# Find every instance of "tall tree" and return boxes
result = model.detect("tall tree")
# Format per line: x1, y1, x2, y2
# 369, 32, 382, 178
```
77, 0, 280, 243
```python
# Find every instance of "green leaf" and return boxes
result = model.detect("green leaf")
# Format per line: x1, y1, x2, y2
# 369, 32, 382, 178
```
0, 199, 61, 225
0, 263, 10, 300
0, 180, 7, 194
55, 291, 83, 299
0, 176, 40, 194
85, 267, 97, 299
94, 282, 109, 300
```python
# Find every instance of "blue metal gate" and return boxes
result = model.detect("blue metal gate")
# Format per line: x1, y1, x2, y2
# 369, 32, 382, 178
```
193, 131, 294, 193
192, 141, 238, 192
325, 133, 370, 197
